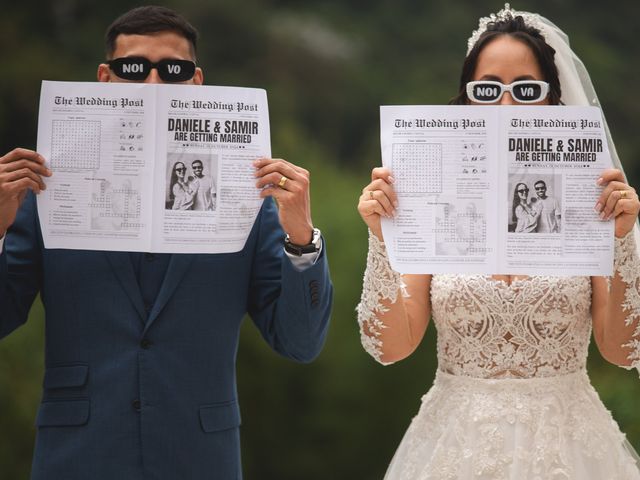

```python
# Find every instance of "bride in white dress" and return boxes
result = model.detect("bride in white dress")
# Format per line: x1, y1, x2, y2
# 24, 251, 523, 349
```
356, 5, 640, 479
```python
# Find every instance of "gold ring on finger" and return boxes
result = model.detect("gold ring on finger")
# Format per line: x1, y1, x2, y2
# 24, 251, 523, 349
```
278, 176, 288, 188
620, 190, 628, 199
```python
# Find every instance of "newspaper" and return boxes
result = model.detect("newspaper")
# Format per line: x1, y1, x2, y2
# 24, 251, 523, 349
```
380, 105, 614, 275
36, 80, 270, 253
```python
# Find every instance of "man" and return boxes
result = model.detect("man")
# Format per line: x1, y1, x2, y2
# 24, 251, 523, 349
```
191, 158, 216, 210
532, 180, 561, 233
0, 6, 332, 480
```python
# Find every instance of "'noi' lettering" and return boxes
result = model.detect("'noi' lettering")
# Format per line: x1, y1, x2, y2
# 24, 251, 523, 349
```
122, 63, 144, 73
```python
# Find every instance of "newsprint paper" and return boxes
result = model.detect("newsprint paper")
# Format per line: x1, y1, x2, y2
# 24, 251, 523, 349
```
380, 105, 614, 276
37, 81, 270, 253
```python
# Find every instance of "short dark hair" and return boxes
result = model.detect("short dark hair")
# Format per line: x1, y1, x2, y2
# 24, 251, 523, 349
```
105, 6, 199, 60
192, 160, 203, 166
534, 180, 547, 188
450, 15, 561, 105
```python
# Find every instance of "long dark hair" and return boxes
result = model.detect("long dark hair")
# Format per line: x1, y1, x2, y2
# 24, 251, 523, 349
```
450, 15, 561, 105
169, 161, 186, 202
511, 182, 528, 223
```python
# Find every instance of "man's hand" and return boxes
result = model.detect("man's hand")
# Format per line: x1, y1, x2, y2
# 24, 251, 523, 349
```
0, 148, 51, 236
254, 157, 314, 245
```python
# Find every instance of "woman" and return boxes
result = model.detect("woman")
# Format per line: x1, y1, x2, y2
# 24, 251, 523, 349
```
357, 5, 640, 479
512, 182, 539, 232
168, 161, 195, 210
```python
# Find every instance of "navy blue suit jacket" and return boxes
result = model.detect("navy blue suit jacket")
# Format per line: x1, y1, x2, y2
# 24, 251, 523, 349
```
0, 193, 332, 479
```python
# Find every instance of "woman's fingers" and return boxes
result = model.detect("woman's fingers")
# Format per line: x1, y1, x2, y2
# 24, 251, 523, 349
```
359, 189, 395, 218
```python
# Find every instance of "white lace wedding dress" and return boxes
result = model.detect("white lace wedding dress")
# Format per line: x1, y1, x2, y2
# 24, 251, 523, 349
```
357, 232, 640, 480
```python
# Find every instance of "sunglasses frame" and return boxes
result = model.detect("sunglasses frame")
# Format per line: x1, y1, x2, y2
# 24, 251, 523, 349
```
107, 57, 197, 83
466, 80, 549, 104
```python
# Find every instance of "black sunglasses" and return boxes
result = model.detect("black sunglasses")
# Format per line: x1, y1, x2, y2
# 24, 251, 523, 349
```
517, 188, 529, 194
107, 57, 196, 82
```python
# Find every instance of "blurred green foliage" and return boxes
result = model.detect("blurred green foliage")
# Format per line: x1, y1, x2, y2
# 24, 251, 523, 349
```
1, 0, 639, 478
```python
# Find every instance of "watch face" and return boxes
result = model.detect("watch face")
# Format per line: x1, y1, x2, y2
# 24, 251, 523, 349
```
311, 228, 321, 248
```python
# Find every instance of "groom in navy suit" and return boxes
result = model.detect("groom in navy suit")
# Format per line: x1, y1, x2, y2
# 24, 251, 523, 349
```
0, 6, 332, 479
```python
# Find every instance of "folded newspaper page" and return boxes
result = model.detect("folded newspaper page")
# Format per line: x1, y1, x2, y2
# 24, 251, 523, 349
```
37, 81, 270, 253
380, 105, 614, 275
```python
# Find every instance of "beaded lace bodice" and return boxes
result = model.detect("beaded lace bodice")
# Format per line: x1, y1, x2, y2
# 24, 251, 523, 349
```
357, 231, 640, 375
430, 275, 591, 379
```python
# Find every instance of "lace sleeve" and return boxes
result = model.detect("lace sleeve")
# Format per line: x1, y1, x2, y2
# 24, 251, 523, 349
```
613, 228, 640, 374
356, 231, 409, 365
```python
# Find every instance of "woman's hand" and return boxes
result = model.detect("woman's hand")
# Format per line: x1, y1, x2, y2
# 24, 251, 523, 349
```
595, 169, 640, 238
357, 167, 398, 239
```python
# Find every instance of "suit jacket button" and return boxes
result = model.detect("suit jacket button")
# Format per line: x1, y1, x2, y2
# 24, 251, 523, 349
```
132, 399, 141, 411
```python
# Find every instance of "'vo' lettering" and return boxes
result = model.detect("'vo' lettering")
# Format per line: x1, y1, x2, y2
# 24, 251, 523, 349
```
477, 86, 498, 97
122, 63, 143, 73
168, 64, 182, 74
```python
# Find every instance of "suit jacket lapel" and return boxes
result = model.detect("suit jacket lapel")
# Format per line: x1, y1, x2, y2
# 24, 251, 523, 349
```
105, 252, 146, 322
143, 254, 194, 334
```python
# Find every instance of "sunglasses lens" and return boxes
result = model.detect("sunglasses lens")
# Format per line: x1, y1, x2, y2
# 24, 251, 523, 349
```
470, 82, 502, 102
109, 57, 150, 81
158, 60, 196, 82
512, 82, 544, 102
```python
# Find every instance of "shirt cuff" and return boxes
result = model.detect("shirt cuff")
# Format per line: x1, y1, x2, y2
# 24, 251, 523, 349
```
0, 234, 4, 253
283, 237, 323, 271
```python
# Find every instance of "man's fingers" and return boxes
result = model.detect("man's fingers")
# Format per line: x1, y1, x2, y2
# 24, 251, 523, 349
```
259, 185, 299, 203
2, 158, 51, 177
257, 172, 302, 191
254, 157, 307, 176
1, 148, 47, 166
254, 159, 305, 183
7, 177, 43, 195
2, 168, 47, 191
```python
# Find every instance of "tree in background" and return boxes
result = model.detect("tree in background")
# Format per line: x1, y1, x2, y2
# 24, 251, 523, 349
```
1, 1, 639, 478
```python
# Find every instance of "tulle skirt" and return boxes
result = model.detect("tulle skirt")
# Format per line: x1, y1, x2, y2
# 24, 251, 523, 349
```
385, 369, 640, 480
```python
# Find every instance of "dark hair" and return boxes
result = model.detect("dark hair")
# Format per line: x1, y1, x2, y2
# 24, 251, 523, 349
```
450, 15, 561, 105
105, 6, 199, 60
512, 182, 528, 223
534, 180, 547, 188
169, 161, 186, 202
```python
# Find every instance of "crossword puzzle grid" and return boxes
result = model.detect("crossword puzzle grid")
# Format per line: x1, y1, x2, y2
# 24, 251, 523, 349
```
435, 213, 486, 242
392, 143, 442, 194
435, 212, 487, 255
51, 120, 101, 170
89, 183, 143, 230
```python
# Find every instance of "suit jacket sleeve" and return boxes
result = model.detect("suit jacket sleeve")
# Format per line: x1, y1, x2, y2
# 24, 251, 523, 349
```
0, 192, 43, 339
246, 198, 332, 363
